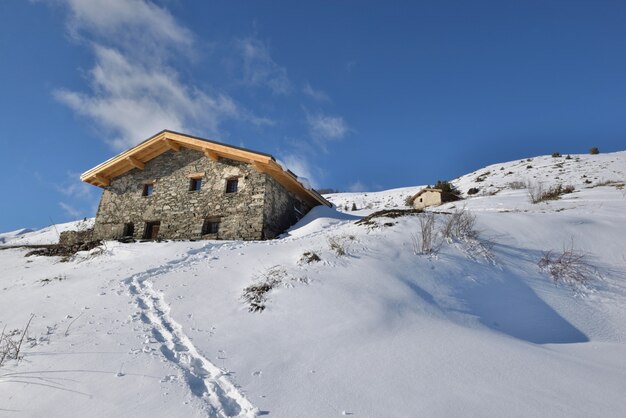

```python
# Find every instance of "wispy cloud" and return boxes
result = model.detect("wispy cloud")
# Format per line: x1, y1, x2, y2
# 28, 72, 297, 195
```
279, 154, 320, 189
56, 171, 95, 200
235, 37, 292, 95
302, 83, 330, 102
59, 201, 83, 219
306, 112, 349, 142
63, 0, 193, 57
53, 0, 262, 149
55, 45, 240, 149
347, 181, 368, 192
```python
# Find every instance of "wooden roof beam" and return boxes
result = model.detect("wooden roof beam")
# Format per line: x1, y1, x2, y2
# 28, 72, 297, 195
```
251, 161, 267, 173
204, 149, 219, 161
164, 139, 180, 152
93, 174, 110, 187
126, 156, 145, 170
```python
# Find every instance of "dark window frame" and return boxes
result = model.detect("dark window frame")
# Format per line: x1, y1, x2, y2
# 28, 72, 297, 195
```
142, 183, 154, 196
189, 178, 202, 192
201, 218, 220, 235
225, 178, 238, 194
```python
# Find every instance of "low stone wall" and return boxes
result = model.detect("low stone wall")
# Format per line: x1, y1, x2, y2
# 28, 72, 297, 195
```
59, 228, 95, 246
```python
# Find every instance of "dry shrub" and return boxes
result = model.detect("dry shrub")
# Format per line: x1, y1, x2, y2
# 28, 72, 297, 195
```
328, 237, 346, 256
538, 245, 594, 288
0, 315, 34, 367
442, 207, 477, 240
300, 251, 321, 264
508, 181, 526, 190
527, 182, 575, 203
412, 213, 440, 254
241, 267, 286, 312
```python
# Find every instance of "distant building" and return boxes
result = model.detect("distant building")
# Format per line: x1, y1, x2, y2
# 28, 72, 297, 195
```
408, 188, 460, 210
80, 130, 330, 241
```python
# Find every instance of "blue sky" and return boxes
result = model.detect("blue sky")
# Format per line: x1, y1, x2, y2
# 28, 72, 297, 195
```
1, 0, 626, 232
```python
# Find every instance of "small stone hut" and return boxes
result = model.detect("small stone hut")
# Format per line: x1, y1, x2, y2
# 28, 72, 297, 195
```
80, 130, 330, 241
409, 188, 460, 210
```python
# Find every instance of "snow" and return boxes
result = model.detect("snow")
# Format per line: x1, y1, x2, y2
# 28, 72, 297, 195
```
0, 218, 94, 246
1, 151, 626, 417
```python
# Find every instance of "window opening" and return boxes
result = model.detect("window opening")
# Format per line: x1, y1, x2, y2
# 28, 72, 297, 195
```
202, 218, 220, 235
225, 178, 238, 193
142, 183, 154, 196
189, 178, 202, 191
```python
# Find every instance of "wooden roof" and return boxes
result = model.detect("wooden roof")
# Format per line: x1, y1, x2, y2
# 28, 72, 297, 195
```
80, 130, 330, 207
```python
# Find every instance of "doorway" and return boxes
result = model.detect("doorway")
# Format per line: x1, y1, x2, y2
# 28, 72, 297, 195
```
143, 221, 161, 240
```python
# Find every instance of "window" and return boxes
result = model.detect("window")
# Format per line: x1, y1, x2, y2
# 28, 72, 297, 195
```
123, 222, 134, 237
201, 218, 220, 235
225, 178, 238, 193
142, 183, 154, 196
419, 198, 423, 202
189, 178, 202, 191
143, 221, 160, 240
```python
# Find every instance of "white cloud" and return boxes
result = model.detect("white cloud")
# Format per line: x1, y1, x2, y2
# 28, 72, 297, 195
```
63, 0, 192, 57
59, 201, 83, 219
54, 0, 265, 149
279, 154, 319, 189
306, 112, 349, 142
55, 45, 240, 149
235, 38, 292, 95
56, 171, 95, 200
302, 83, 330, 102
347, 181, 368, 192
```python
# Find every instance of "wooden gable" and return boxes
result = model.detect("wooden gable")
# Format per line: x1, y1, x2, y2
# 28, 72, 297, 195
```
80, 130, 330, 207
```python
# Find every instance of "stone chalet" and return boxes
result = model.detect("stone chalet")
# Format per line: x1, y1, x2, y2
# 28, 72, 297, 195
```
408, 188, 460, 210
80, 130, 330, 241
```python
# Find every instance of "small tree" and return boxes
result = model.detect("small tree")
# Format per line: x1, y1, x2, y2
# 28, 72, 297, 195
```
589, 147, 600, 155
351, 202, 357, 211
552, 152, 561, 158
433, 180, 458, 195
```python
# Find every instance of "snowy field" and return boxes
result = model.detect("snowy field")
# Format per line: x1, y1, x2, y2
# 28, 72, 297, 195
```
1, 152, 625, 417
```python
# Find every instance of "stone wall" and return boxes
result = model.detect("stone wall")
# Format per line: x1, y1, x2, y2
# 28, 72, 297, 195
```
93, 148, 267, 241
262, 175, 314, 239
59, 228, 96, 246
412, 190, 443, 209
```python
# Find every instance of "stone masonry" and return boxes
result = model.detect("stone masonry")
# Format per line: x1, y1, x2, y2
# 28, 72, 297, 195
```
93, 147, 312, 241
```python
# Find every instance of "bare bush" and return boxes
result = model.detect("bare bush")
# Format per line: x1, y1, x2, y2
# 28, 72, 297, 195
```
242, 266, 309, 312
241, 267, 286, 312
442, 207, 477, 240
328, 237, 346, 256
300, 251, 321, 264
412, 213, 440, 254
538, 244, 594, 288
527, 182, 575, 203
0, 315, 34, 367
507, 181, 526, 190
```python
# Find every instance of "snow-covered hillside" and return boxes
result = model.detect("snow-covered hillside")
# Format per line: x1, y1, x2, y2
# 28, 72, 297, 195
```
1, 151, 625, 417
0, 218, 94, 246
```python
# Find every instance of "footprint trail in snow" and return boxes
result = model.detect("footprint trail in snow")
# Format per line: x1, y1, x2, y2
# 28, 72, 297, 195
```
123, 244, 258, 418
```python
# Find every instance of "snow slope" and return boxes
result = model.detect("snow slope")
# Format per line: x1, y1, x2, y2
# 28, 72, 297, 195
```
1, 151, 625, 417
0, 219, 94, 246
